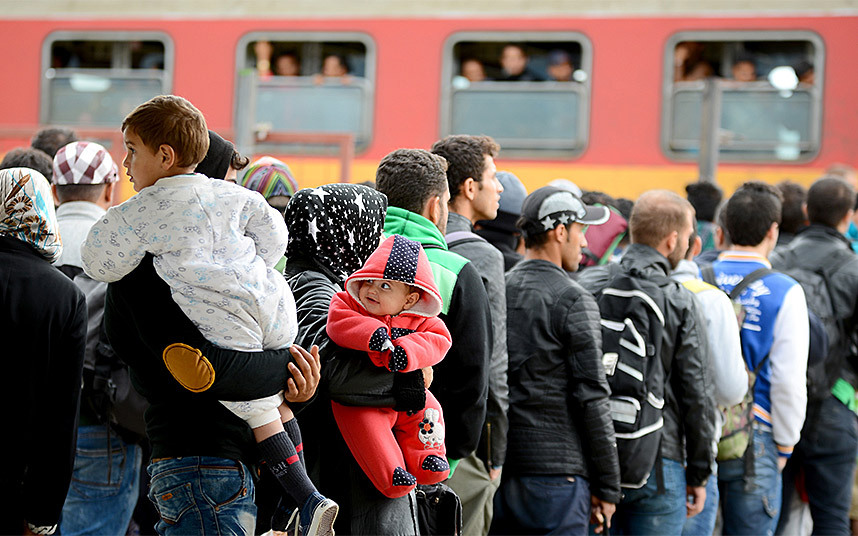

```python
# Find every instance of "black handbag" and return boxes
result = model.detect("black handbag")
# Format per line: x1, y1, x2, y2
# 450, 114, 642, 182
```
415, 483, 462, 536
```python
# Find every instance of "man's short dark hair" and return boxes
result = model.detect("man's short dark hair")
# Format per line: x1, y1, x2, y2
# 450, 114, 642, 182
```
376, 149, 448, 214
807, 177, 856, 228
520, 219, 571, 249
776, 180, 807, 235
31, 127, 78, 157
0, 147, 53, 180
55, 184, 106, 204
685, 180, 723, 222
431, 135, 499, 200
629, 190, 692, 249
724, 181, 783, 247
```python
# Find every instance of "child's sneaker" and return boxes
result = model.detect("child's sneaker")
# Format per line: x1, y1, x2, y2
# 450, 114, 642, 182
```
299, 492, 339, 536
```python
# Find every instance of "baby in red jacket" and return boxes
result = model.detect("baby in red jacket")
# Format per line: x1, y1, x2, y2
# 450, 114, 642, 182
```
327, 234, 453, 498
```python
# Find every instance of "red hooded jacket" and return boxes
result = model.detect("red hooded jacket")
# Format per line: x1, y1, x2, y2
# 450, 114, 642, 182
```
327, 235, 452, 372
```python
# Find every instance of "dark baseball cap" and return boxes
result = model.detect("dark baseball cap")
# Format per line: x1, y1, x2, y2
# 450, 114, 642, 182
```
519, 186, 609, 237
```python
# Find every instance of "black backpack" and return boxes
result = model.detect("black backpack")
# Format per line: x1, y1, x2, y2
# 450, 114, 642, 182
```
594, 263, 671, 489
774, 250, 856, 401
58, 264, 148, 442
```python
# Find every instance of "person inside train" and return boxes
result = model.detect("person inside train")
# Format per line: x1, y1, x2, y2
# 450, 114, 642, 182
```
547, 49, 574, 82
498, 44, 544, 82
461, 57, 487, 82
731, 53, 757, 82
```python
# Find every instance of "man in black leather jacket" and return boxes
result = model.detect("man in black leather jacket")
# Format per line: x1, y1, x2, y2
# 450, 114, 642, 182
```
492, 186, 620, 535
771, 177, 858, 536
578, 190, 716, 535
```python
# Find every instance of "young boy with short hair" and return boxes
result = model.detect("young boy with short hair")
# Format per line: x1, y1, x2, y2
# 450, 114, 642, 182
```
326, 234, 453, 498
81, 95, 337, 535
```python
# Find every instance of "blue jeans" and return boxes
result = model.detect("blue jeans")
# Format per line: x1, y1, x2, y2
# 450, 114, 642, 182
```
61, 424, 142, 536
777, 395, 858, 536
491, 474, 591, 535
611, 457, 687, 536
681, 467, 718, 536
719, 428, 782, 536
147, 457, 256, 536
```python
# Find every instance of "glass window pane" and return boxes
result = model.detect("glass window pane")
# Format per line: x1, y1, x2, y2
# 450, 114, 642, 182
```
47, 75, 164, 126
255, 79, 368, 140
451, 84, 581, 149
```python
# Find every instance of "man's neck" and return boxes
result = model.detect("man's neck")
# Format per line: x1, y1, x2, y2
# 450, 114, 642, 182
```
449, 199, 477, 224
524, 246, 560, 267
728, 244, 770, 258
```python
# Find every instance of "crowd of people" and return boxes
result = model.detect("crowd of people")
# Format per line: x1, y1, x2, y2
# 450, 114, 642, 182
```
2, 94, 858, 536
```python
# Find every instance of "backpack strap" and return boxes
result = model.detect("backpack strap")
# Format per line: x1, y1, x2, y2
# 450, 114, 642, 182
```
728, 267, 774, 300
445, 230, 487, 249
700, 264, 716, 286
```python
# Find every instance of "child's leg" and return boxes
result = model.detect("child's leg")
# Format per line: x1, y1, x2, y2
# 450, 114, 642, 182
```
221, 396, 315, 504
331, 401, 417, 499
278, 403, 305, 466
395, 390, 450, 485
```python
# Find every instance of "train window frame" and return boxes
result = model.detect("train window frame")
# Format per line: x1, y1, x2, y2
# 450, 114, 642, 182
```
40, 31, 174, 126
661, 30, 825, 164
234, 31, 376, 154
440, 31, 593, 159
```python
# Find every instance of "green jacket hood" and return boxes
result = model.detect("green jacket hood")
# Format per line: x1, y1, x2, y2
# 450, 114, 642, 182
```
384, 207, 448, 251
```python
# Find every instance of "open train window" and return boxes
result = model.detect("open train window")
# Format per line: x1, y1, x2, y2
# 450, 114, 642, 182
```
662, 31, 824, 163
234, 33, 375, 154
41, 32, 173, 127
440, 32, 592, 158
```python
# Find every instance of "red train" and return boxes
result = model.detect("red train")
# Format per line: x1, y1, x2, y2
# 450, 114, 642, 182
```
1, 3, 856, 201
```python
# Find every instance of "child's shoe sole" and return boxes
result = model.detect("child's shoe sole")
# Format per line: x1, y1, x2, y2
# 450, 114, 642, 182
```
305, 498, 338, 536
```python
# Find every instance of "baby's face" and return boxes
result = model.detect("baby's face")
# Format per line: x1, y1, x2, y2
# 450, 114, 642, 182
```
358, 279, 419, 317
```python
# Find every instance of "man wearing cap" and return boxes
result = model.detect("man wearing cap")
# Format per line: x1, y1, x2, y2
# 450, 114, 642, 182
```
492, 186, 620, 535
547, 49, 575, 82
577, 190, 716, 535
432, 134, 508, 536
50, 141, 144, 535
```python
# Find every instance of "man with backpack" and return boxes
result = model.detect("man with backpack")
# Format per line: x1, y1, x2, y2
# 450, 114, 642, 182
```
49, 142, 146, 535
578, 189, 716, 535
493, 186, 620, 535
770, 176, 858, 535
431, 135, 509, 536
708, 181, 809, 536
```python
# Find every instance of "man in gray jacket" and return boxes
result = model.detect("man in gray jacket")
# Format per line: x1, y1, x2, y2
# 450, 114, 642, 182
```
432, 135, 508, 536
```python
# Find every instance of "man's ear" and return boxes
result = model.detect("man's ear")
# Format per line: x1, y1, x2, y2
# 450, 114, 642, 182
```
159, 144, 178, 169
461, 177, 477, 202
664, 230, 678, 255
551, 223, 566, 243
51, 184, 60, 206
426, 195, 441, 226
103, 182, 116, 205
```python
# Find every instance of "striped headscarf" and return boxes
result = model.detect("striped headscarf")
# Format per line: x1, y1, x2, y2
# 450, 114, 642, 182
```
0, 167, 62, 262
239, 156, 299, 200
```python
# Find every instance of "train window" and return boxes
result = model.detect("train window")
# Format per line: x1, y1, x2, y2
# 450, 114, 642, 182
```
41, 32, 173, 126
662, 31, 824, 162
234, 33, 375, 153
441, 32, 592, 157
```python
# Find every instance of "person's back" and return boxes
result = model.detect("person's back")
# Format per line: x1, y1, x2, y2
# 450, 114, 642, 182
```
770, 176, 858, 536
577, 189, 715, 536
710, 181, 808, 536
49, 141, 146, 536
0, 167, 87, 535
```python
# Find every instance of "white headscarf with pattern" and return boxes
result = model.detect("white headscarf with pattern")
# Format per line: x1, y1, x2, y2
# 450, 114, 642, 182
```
0, 167, 62, 262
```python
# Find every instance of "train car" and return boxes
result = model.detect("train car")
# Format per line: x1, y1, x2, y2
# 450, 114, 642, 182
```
2, 0, 857, 202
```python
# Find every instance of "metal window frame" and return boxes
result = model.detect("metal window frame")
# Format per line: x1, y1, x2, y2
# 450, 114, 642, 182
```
234, 31, 376, 153
40, 31, 174, 125
440, 31, 592, 159
661, 30, 824, 164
